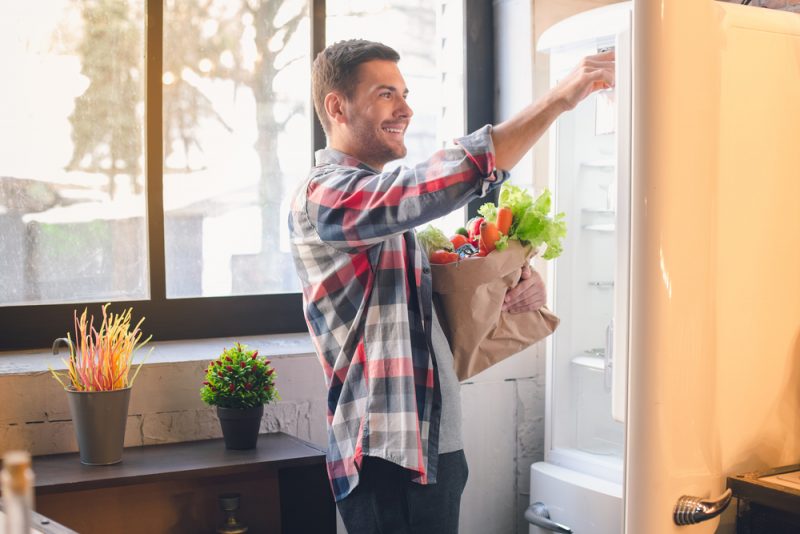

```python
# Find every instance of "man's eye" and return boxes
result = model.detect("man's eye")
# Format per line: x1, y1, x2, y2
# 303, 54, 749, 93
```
380, 92, 391, 99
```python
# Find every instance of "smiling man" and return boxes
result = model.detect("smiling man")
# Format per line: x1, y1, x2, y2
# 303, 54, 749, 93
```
289, 39, 613, 533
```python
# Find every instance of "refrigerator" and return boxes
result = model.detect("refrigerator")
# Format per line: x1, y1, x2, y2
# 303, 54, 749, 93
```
530, 1, 800, 533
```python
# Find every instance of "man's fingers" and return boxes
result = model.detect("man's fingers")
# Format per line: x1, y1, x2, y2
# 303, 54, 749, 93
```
582, 59, 615, 69
504, 277, 532, 303
503, 283, 544, 310
503, 265, 546, 311
505, 293, 546, 313
589, 50, 615, 61
507, 286, 546, 307
590, 67, 615, 87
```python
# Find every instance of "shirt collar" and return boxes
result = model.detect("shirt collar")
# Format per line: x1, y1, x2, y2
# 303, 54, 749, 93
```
314, 148, 381, 173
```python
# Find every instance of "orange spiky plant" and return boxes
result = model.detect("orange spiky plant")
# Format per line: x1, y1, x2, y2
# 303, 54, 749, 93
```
50, 304, 152, 391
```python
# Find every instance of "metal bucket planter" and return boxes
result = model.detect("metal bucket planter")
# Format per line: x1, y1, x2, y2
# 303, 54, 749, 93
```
66, 387, 131, 465
216, 405, 264, 450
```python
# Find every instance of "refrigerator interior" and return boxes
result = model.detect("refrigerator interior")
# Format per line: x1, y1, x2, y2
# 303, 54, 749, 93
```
540, 2, 631, 484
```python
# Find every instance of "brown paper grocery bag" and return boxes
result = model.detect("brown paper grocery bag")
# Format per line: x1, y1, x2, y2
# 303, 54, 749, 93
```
431, 240, 560, 381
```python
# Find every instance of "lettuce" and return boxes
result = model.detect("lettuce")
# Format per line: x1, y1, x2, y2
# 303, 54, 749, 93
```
416, 224, 454, 257
477, 202, 497, 222
494, 234, 510, 251
493, 184, 567, 260
498, 184, 534, 233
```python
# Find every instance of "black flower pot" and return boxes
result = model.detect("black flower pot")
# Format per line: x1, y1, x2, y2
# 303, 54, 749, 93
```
216, 405, 264, 450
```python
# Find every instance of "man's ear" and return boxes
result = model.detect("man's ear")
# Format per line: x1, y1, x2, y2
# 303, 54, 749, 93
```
324, 92, 347, 126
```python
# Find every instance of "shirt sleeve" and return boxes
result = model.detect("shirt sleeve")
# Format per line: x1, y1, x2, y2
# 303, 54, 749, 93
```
305, 124, 509, 252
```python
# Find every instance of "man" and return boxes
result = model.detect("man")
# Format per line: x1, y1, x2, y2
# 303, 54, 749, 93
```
289, 39, 614, 533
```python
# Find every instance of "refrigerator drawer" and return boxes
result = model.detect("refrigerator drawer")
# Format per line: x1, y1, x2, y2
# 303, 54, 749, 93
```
530, 462, 622, 534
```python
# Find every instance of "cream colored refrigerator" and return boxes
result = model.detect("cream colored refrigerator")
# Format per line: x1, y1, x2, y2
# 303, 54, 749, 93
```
530, 2, 800, 533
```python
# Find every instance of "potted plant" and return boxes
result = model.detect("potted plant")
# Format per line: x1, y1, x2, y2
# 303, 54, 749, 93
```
50, 304, 151, 465
200, 343, 279, 450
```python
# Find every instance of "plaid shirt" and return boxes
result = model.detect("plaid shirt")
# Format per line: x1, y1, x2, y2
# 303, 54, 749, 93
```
288, 125, 507, 501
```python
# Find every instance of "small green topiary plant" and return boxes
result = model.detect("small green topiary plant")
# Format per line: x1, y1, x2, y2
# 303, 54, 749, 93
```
200, 343, 279, 409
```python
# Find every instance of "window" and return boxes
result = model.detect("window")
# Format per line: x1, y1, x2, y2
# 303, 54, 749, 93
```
0, 1, 148, 306
0, 0, 493, 350
161, 0, 310, 299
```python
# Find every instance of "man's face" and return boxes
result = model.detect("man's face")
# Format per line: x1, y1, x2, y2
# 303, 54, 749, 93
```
339, 59, 413, 169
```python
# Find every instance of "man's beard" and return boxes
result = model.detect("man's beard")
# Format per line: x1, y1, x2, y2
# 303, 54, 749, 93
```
349, 117, 406, 169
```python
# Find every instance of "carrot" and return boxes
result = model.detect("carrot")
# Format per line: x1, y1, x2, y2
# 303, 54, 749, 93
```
479, 220, 500, 252
496, 206, 513, 235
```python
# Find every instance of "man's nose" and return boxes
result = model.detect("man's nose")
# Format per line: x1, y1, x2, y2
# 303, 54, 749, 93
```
396, 98, 413, 119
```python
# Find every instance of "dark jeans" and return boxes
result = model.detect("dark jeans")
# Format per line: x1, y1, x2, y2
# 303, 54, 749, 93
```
336, 450, 469, 534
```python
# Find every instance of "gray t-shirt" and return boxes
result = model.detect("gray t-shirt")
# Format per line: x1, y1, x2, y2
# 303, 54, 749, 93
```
431, 309, 463, 453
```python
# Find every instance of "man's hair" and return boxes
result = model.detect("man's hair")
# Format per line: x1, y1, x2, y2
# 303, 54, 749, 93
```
311, 39, 400, 135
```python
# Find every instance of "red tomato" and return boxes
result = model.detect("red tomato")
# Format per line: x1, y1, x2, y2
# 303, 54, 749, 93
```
429, 250, 460, 264
450, 234, 469, 249
467, 217, 484, 241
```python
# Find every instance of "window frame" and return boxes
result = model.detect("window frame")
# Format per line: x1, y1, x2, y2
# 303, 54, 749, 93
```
0, 0, 495, 351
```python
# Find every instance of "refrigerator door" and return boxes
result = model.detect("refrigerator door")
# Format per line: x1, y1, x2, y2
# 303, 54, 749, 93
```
626, 1, 800, 533
611, 23, 631, 425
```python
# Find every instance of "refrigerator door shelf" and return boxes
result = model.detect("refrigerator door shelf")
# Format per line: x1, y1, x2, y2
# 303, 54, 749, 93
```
588, 281, 615, 289
582, 208, 616, 215
582, 223, 615, 232
571, 354, 604, 370
580, 159, 615, 169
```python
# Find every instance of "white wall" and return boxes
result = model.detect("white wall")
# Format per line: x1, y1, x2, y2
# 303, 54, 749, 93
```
460, 346, 546, 534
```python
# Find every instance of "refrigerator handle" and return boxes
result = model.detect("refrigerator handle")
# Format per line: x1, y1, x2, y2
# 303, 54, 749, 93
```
674, 489, 733, 525
525, 502, 574, 533
604, 320, 614, 392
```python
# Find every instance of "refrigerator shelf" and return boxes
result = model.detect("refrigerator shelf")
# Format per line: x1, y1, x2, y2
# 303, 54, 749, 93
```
572, 354, 606, 370
582, 223, 615, 232
580, 158, 615, 169
581, 208, 616, 216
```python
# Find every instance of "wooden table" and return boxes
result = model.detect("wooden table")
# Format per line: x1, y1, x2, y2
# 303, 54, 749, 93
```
30, 433, 335, 534
0, 504, 78, 533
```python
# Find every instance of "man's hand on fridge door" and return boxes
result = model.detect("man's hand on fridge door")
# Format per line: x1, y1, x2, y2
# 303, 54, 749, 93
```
552, 50, 615, 112
503, 264, 546, 314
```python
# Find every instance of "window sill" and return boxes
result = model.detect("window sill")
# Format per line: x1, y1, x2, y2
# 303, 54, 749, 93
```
0, 332, 315, 376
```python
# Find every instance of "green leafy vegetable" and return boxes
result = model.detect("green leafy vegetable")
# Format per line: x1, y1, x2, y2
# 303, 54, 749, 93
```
487, 184, 567, 259
499, 184, 533, 233
494, 234, 510, 251
477, 202, 497, 222
416, 224, 454, 257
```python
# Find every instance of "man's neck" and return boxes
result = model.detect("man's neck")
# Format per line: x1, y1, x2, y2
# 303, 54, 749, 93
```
328, 138, 384, 171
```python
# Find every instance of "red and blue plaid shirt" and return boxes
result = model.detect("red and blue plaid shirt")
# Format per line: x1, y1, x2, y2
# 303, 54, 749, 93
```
288, 125, 508, 501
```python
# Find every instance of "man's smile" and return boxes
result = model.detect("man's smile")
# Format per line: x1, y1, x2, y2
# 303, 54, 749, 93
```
381, 122, 407, 136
